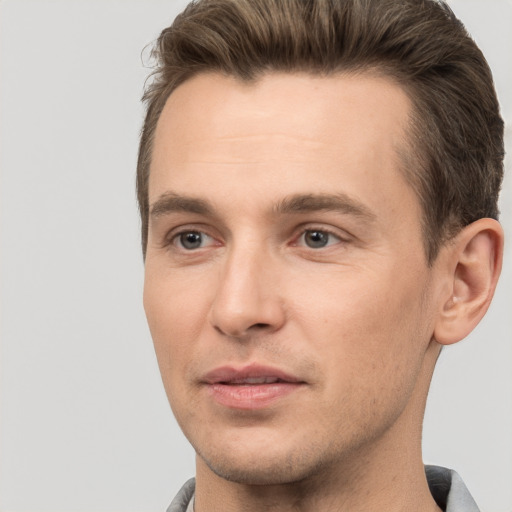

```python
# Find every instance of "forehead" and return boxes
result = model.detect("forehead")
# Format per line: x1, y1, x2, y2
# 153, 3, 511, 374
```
149, 72, 419, 226
153, 72, 411, 161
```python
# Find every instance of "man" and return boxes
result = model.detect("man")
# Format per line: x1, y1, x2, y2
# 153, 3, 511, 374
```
137, 0, 504, 511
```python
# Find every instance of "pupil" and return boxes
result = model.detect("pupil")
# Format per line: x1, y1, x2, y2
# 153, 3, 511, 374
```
181, 232, 202, 249
306, 230, 328, 248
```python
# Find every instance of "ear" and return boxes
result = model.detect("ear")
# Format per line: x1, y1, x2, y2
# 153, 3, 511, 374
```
434, 218, 504, 345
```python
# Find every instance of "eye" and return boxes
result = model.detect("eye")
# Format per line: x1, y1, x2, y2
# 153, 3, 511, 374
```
298, 229, 341, 249
173, 230, 215, 250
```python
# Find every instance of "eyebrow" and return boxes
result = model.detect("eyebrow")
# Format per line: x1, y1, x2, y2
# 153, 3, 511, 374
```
149, 191, 376, 223
274, 193, 377, 222
150, 192, 213, 218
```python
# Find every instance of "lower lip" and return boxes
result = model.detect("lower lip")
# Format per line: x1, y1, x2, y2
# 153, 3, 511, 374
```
206, 382, 302, 410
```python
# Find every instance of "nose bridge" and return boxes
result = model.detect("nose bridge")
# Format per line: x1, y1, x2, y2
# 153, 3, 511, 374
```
209, 234, 284, 338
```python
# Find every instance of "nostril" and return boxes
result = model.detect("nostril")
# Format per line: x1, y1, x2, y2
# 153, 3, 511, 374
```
252, 323, 270, 330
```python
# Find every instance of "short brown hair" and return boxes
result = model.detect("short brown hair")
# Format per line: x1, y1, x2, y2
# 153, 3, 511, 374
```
137, 0, 504, 263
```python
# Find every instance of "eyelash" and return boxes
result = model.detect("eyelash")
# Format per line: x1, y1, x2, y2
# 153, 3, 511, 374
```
166, 225, 349, 252
293, 227, 344, 249
171, 230, 216, 250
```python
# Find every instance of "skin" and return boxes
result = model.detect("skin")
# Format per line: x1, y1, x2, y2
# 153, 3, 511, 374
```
143, 72, 503, 512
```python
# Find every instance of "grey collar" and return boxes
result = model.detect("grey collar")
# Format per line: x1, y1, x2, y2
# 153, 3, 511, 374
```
167, 466, 479, 512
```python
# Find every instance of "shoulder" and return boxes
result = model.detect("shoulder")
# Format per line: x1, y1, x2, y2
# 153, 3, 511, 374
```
425, 465, 480, 512
166, 478, 195, 512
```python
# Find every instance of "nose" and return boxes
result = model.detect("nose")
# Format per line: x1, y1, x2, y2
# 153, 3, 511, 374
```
209, 242, 286, 339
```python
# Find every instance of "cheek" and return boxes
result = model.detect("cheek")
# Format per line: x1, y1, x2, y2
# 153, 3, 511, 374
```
317, 283, 431, 440
293, 264, 431, 391
143, 266, 212, 377
143, 268, 215, 430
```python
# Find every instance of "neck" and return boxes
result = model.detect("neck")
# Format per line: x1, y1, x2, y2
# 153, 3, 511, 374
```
194, 341, 442, 512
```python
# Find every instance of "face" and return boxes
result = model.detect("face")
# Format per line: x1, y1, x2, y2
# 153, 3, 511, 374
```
144, 72, 441, 485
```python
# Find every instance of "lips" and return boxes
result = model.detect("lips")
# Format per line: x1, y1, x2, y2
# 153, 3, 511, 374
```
227, 376, 283, 384
203, 364, 302, 384
202, 364, 305, 410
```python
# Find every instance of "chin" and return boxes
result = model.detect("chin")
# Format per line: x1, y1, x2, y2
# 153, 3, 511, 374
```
203, 457, 311, 486
196, 440, 332, 486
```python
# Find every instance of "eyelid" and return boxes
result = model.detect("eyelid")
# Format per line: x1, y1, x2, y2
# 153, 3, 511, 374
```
163, 224, 222, 250
173, 231, 216, 250
160, 222, 352, 251
290, 224, 352, 247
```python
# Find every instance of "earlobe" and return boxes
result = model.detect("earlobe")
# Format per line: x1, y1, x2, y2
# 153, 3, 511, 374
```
434, 218, 504, 346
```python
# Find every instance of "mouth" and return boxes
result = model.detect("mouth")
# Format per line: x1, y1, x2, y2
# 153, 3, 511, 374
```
221, 376, 289, 385
202, 364, 305, 410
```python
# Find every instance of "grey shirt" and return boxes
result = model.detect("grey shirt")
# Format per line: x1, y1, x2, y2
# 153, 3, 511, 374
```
166, 465, 479, 512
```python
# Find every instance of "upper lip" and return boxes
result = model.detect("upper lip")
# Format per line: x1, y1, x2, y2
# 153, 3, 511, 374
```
202, 364, 303, 384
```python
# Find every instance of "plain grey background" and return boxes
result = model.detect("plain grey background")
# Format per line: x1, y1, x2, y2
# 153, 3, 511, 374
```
0, 1, 511, 511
